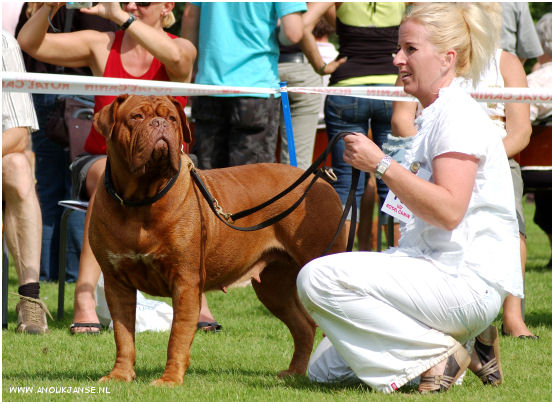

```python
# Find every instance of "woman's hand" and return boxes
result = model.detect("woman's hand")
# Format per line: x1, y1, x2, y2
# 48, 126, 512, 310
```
343, 133, 385, 173
79, 2, 128, 25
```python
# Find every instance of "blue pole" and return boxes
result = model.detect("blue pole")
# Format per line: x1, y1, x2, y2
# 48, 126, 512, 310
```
279, 81, 297, 167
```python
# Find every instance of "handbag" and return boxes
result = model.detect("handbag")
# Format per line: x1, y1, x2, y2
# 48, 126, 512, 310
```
43, 8, 93, 160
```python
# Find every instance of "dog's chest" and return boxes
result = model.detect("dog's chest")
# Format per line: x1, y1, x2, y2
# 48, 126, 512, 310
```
107, 250, 161, 271
105, 249, 172, 296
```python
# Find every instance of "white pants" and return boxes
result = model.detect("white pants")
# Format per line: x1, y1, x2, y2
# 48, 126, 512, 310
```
297, 252, 504, 393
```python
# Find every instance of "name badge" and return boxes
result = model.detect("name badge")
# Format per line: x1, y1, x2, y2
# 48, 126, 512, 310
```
381, 162, 431, 223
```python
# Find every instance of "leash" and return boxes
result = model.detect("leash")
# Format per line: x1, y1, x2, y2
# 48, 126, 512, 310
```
190, 132, 361, 252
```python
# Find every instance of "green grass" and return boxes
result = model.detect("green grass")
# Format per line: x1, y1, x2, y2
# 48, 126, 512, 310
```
2, 199, 551, 401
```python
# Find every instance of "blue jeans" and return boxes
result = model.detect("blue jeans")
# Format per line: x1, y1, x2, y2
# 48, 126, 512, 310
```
324, 86, 393, 216
32, 94, 84, 282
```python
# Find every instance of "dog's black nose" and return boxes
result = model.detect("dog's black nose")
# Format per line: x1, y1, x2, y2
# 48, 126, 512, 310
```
151, 117, 168, 128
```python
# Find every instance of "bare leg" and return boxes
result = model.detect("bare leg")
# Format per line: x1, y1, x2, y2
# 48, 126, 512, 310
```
71, 158, 106, 333
2, 153, 42, 286
197, 293, 219, 330
501, 233, 536, 338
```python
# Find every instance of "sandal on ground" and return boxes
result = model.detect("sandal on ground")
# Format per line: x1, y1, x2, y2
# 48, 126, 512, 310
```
501, 323, 539, 340
196, 321, 222, 333
473, 325, 503, 386
70, 322, 102, 335
418, 343, 471, 394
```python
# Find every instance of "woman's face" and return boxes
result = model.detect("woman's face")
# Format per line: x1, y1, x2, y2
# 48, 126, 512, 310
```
393, 19, 455, 108
122, 2, 171, 27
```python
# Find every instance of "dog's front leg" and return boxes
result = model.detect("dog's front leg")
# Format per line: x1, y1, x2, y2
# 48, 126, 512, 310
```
151, 278, 200, 386
99, 273, 137, 383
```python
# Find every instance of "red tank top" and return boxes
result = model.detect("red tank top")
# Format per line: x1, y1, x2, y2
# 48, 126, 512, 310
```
84, 31, 188, 154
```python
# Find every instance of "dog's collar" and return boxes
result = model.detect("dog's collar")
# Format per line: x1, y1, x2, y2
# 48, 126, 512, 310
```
104, 158, 181, 207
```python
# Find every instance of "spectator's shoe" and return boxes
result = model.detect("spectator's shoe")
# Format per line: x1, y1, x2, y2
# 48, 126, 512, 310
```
14, 294, 53, 334
418, 342, 470, 393
473, 325, 503, 385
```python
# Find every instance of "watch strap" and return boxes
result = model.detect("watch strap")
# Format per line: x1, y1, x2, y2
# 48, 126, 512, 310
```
375, 155, 392, 180
119, 14, 136, 30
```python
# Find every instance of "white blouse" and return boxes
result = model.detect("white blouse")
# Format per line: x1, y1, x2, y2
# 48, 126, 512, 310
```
385, 82, 523, 298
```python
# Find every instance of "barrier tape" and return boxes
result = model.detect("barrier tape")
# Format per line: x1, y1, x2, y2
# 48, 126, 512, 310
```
2, 71, 552, 104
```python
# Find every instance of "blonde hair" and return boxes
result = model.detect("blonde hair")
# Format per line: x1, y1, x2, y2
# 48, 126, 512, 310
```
404, 2, 501, 85
162, 11, 175, 29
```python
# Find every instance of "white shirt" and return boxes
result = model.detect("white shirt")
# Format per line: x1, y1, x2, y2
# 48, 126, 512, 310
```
386, 82, 523, 298
2, 30, 39, 133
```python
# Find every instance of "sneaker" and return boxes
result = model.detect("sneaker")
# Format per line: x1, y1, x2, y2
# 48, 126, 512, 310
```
14, 295, 53, 334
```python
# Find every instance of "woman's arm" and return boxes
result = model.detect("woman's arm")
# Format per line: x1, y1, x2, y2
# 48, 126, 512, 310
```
343, 133, 478, 230
181, 3, 200, 50
500, 50, 532, 157
81, 3, 196, 82
17, 3, 108, 73
300, 2, 346, 75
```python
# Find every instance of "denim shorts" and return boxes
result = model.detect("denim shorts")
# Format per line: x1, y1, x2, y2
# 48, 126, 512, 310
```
69, 153, 106, 200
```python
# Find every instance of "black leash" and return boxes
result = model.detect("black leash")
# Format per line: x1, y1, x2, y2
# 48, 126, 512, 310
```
190, 132, 361, 252
104, 158, 182, 207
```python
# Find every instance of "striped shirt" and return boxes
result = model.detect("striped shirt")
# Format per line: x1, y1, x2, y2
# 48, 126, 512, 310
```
2, 29, 39, 133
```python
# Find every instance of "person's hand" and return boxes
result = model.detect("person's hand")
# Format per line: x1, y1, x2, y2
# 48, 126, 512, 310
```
319, 56, 347, 75
343, 132, 385, 173
41, 2, 64, 14
78, 2, 128, 25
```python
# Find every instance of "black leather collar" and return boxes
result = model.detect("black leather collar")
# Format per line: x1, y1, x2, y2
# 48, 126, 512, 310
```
104, 158, 181, 207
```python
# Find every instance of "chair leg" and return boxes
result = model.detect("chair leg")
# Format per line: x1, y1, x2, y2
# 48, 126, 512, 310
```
57, 208, 73, 320
2, 238, 9, 329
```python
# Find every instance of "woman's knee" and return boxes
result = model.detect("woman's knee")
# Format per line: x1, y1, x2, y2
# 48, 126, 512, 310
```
297, 257, 332, 309
85, 158, 106, 198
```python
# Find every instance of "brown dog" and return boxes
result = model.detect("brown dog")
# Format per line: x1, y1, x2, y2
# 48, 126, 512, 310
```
89, 94, 346, 385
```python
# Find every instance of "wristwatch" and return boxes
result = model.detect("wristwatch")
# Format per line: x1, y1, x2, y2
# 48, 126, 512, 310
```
119, 14, 136, 30
374, 155, 392, 180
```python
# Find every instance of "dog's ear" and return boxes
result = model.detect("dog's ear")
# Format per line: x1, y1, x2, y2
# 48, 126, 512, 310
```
170, 96, 193, 144
93, 94, 130, 138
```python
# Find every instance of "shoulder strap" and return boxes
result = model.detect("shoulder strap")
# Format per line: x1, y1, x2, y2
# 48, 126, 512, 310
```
55, 8, 75, 74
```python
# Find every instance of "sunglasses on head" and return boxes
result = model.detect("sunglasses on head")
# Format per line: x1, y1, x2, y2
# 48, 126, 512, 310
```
121, 2, 152, 7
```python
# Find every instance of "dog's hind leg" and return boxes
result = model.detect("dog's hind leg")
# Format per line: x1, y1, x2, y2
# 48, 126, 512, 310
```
251, 258, 317, 377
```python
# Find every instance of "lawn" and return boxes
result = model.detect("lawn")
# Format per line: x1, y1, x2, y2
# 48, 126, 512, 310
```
2, 198, 551, 402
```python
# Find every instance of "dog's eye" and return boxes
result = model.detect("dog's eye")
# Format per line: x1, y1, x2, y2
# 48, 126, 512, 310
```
168, 116, 177, 123
132, 113, 144, 120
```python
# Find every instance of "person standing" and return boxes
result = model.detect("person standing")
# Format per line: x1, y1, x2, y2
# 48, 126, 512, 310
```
2, 29, 51, 334
300, 2, 405, 243
500, 2, 543, 63
181, 2, 306, 170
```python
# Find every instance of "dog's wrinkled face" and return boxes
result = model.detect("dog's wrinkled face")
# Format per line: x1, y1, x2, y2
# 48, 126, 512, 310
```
94, 94, 192, 178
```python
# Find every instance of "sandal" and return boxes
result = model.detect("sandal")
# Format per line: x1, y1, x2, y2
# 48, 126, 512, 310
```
473, 325, 503, 385
418, 342, 470, 394
501, 323, 539, 340
196, 321, 222, 333
70, 322, 102, 335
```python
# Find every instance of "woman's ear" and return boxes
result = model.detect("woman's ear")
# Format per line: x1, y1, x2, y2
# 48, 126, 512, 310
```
442, 49, 457, 71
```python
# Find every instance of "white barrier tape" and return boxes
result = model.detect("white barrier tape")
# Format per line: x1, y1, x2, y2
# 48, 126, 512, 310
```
1, 72, 277, 97
288, 86, 552, 104
2, 72, 552, 104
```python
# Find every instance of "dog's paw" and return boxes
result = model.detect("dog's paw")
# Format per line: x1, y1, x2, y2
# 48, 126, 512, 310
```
99, 369, 136, 383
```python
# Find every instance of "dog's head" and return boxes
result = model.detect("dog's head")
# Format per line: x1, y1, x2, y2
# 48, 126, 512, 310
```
94, 94, 192, 178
